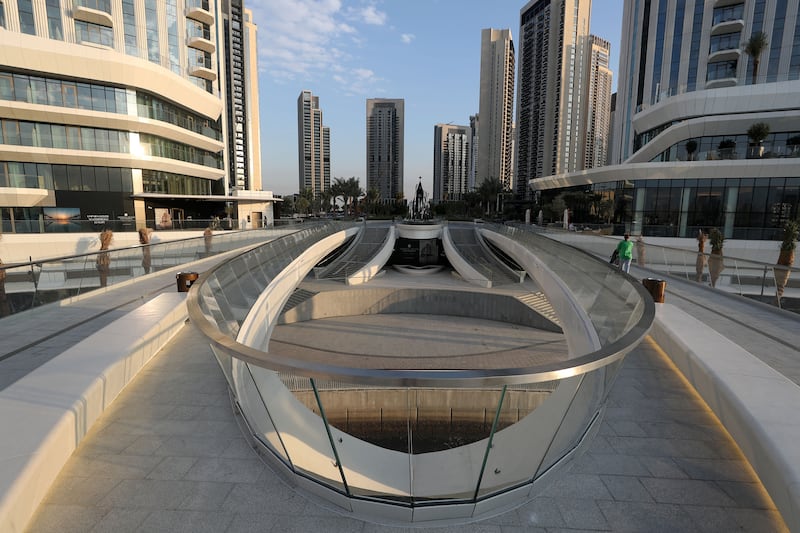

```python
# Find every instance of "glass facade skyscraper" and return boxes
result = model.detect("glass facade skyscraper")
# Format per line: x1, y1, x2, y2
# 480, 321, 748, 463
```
531, 0, 800, 240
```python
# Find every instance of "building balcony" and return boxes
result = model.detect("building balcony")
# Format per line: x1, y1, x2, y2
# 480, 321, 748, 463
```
711, 18, 744, 36
706, 76, 738, 89
185, 6, 214, 26
708, 48, 741, 63
187, 36, 216, 54
72, 5, 113, 27
189, 65, 217, 81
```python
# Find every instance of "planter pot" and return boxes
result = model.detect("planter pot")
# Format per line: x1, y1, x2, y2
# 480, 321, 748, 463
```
708, 251, 724, 288
747, 142, 764, 159
775, 250, 795, 300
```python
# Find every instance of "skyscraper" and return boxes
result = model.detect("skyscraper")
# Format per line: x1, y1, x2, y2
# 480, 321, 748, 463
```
433, 124, 472, 203
529, 0, 800, 242
477, 29, 515, 191
366, 99, 404, 201
515, 0, 593, 198
297, 90, 330, 198
222, 1, 262, 193
583, 35, 612, 169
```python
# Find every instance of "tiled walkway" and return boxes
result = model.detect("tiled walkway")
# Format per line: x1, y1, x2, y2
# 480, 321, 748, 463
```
5, 239, 799, 532
25, 321, 788, 532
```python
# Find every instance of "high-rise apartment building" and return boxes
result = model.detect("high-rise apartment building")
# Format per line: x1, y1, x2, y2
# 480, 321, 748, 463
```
583, 35, 612, 169
0, 0, 275, 232
469, 114, 480, 190
366, 99, 404, 201
477, 29, 515, 191
297, 90, 330, 198
222, 2, 261, 193
531, 0, 800, 241
515, 0, 593, 198
433, 124, 472, 203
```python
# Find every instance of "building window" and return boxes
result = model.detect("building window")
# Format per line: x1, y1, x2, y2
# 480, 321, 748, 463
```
166, 0, 180, 74
122, 0, 138, 56
18, 0, 36, 35
45, 0, 63, 40
709, 32, 739, 54
75, 0, 110, 13
145, 0, 160, 64
0, 2, 5, 29
711, 3, 744, 26
75, 20, 113, 47
706, 60, 737, 81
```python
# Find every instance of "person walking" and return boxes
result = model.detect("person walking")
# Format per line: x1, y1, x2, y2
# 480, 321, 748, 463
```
616, 233, 634, 273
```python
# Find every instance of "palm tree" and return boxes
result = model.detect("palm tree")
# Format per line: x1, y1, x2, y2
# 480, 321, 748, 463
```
331, 177, 347, 214
744, 32, 768, 82
365, 187, 380, 216
298, 187, 314, 215
477, 178, 505, 215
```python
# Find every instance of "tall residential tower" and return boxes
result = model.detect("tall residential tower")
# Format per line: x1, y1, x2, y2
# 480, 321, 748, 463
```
366, 98, 404, 201
433, 124, 472, 203
531, 0, 800, 241
515, 0, 593, 198
477, 29, 515, 191
297, 90, 330, 198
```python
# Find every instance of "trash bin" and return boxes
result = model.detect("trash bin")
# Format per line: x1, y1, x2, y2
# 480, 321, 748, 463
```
642, 278, 666, 303
176, 271, 199, 292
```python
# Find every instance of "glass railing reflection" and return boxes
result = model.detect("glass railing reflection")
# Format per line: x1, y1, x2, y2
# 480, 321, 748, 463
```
0, 224, 307, 319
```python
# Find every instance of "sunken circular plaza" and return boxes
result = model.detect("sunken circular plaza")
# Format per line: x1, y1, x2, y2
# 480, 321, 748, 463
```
187, 221, 654, 525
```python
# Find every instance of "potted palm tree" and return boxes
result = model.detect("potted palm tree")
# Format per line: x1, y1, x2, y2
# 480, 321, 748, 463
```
96, 228, 113, 288
708, 228, 725, 288
787, 135, 800, 157
695, 230, 707, 282
685, 139, 698, 161
718, 138, 737, 159
747, 122, 770, 158
744, 32, 768, 82
775, 220, 799, 305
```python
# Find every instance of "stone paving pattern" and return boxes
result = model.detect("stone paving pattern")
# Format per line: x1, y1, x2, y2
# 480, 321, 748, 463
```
25, 321, 788, 532
4, 239, 798, 532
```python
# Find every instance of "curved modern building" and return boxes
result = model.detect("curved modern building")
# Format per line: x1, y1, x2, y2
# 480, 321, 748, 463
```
531, 0, 800, 240
189, 221, 654, 525
0, 0, 273, 233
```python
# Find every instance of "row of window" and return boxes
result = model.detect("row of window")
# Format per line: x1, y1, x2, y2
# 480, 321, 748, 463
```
0, 161, 216, 199
586, 176, 798, 240
6, 2, 215, 94
1, 161, 133, 192
650, 131, 800, 162
142, 169, 212, 196
0, 118, 223, 169
1, 71, 222, 140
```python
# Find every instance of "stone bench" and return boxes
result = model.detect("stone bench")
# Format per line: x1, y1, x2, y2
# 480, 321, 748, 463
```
0, 293, 188, 533
650, 304, 800, 533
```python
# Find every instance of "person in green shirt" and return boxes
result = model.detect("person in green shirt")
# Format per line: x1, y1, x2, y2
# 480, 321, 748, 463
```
616, 233, 634, 273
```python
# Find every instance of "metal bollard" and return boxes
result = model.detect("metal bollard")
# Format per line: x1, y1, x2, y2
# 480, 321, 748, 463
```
642, 278, 666, 303
176, 271, 199, 292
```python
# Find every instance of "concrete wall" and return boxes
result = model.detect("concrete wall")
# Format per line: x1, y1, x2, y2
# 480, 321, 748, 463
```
278, 287, 562, 333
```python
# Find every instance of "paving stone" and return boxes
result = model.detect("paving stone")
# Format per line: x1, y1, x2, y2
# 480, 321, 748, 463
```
136, 509, 235, 533
639, 478, 738, 506
600, 475, 654, 502
25, 504, 108, 533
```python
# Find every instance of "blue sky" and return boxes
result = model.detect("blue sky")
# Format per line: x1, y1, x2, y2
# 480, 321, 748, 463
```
250, 0, 624, 199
